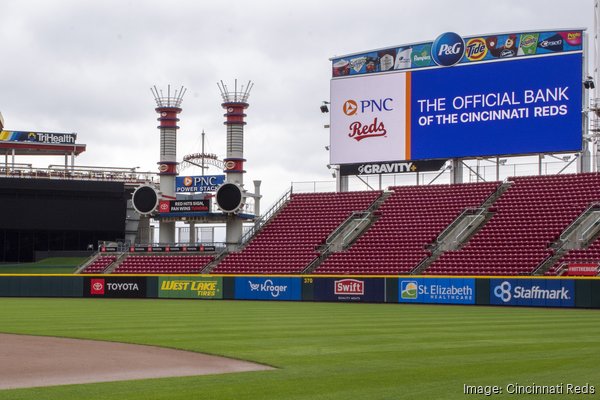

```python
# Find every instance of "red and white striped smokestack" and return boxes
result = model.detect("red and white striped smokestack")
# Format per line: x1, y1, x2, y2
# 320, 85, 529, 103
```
217, 80, 253, 249
151, 85, 186, 244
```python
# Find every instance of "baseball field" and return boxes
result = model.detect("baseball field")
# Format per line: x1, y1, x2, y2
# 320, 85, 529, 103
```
0, 298, 597, 399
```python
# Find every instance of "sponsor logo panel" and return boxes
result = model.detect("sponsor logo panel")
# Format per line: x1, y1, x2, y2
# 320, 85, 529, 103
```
84, 277, 147, 298
339, 159, 447, 176
431, 32, 465, 66
234, 277, 301, 301
465, 38, 488, 61
399, 278, 475, 304
0, 130, 77, 144
175, 175, 225, 193
490, 279, 574, 307
158, 277, 223, 299
313, 278, 385, 302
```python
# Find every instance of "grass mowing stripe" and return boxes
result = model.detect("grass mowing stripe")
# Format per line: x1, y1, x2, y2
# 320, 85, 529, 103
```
0, 299, 597, 399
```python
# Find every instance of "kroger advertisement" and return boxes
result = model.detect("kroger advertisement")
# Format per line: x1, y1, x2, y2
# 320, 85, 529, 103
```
235, 277, 301, 301
490, 279, 575, 307
399, 278, 475, 304
329, 30, 583, 165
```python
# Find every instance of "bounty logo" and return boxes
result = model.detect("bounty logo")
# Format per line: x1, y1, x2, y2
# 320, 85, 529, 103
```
401, 280, 418, 300
431, 32, 465, 66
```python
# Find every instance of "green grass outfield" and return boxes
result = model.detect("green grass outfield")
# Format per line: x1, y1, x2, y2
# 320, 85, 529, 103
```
0, 257, 84, 274
0, 299, 597, 400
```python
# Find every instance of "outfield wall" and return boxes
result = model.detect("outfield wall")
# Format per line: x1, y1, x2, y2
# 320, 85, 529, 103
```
0, 276, 599, 308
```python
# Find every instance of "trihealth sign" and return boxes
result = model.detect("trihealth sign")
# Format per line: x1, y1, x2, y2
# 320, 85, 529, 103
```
176, 175, 225, 193
490, 279, 574, 307
158, 277, 222, 299
399, 278, 475, 304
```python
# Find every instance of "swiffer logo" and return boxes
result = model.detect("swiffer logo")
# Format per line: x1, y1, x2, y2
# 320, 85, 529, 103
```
334, 279, 364, 295
431, 32, 465, 66
493, 281, 571, 303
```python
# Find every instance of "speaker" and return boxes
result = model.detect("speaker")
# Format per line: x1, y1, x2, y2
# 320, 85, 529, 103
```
131, 185, 159, 215
215, 182, 244, 213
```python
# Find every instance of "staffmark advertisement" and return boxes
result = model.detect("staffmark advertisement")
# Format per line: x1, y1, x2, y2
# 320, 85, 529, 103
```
234, 277, 301, 301
399, 278, 475, 304
490, 279, 574, 307
158, 277, 222, 299
313, 278, 385, 302
84, 277, 147, 298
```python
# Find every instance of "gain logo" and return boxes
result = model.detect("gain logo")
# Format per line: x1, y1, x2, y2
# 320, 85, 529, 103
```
465, 38, 487, 61
400, 281, 418, 299
343, 100, 358, 116
431, 32, 465, 66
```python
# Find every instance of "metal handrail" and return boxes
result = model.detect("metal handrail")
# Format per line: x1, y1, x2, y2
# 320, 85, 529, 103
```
341, 214, 372, 246
326, 211, 371, 245
239, 187, 291, 245
434, 207, 484, 245
559, 202, 600, 242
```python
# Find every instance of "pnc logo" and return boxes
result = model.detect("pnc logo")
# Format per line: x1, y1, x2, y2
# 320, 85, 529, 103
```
183, 176, 193, 187
431, 32, 465, 66
343, 100, 358, 116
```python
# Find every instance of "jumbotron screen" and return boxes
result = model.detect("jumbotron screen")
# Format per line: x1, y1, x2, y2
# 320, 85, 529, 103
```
329, 29, 584, 165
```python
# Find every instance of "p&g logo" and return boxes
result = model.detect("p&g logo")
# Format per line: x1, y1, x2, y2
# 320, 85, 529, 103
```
431, 32, 465, 66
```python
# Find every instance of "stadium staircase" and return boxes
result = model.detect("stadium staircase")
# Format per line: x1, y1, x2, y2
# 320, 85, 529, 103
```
313, 182, 500, 275
211, 190, 382, 274
424, 173, 600, 276
78, 254, 122, 274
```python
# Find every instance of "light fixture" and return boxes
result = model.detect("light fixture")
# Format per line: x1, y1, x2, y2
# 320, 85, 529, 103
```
584, 76, 595, 90
326, 164, 332, 169
325, 146, 330, 151
320, 101, 330, 113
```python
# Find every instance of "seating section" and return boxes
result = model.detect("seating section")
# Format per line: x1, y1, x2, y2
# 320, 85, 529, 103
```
212, 191, 381, 274
81, 255, 117, 274
112, 254, 214, 274
314, 182, 499, 275
545, 238, 600, 276
426, 173, 600, 276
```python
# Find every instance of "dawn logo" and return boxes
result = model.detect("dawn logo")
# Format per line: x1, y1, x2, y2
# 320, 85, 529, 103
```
400, 281, 418, 300
343, 100, 358, 116
431, 32, 465, 66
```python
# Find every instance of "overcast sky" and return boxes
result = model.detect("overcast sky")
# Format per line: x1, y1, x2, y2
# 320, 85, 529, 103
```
0, 0, 595, 208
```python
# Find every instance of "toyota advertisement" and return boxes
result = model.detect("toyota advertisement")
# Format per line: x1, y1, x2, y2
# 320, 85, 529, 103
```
84, 277, 147, 298
490, 279, 575, 307
329, 30, 584, 166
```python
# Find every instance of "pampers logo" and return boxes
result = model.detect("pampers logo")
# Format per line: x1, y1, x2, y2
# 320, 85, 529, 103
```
248, 279, 288, 298
431, 32, 465, 66
493, 281, 571, 303
401, 281, 418, 299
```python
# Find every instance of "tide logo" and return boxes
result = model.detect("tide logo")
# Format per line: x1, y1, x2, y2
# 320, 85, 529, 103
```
465, 38, 487, 61
343, 100, 358, 116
